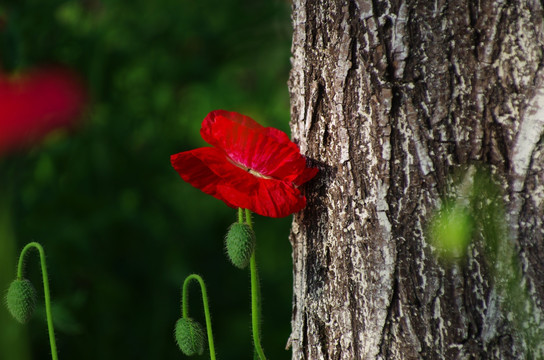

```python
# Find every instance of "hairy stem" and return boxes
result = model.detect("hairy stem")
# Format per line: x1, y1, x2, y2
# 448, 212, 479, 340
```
181, 274, 216, 360
16, 242, 58, 360
244, 209, 266, 360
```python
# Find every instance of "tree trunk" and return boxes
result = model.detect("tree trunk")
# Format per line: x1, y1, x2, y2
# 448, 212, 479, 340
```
288, 0, 544, 359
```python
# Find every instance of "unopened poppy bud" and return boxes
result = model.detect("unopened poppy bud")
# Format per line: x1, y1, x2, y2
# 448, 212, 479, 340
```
225, 222, 255, 269
6, 278, 37, 324
174, 317, 205, 356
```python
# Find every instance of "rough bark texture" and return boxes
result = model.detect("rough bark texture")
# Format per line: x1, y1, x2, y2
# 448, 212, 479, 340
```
288, 0, 544, 359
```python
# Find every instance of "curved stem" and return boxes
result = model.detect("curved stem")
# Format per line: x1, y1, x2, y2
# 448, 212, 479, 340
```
181, 274, 216, 360
244, 209, 267, 360
16, 242, 58, 360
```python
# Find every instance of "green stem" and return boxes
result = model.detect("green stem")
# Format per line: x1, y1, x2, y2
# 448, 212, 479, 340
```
181, 274, 216, 360
16, 242, 58, 360
250, 252, 266, 360
238, 207, 244, 224
244, 208, 252, 228
244, 209, 266, 360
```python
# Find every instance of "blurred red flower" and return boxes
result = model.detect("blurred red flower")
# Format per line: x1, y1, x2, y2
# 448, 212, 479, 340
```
0, 68, 86, 154
171, 110, 318, 218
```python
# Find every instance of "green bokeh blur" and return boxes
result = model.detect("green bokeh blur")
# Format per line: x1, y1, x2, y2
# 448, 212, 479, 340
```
0, 1, 294, 359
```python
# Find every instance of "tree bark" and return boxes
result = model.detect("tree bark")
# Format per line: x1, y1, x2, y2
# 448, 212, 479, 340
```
288, 0, 544, 359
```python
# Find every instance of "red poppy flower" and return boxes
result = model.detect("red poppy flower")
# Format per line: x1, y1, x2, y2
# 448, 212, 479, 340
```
170, 110, 318, 218
0, 68, 86, 155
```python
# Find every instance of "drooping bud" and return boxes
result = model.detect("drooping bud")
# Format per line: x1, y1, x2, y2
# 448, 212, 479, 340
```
6, 278, 37, 324
225, 222, 255, 269
174, 317, 205, 356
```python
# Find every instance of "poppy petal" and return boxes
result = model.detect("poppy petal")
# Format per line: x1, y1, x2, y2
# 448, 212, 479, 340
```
171, 147, 308, 217
171, 147, 239, 208
292, 166, 319, 186
200, 110, 317, 185
218, 178, 307, 218
0, 68, 86, 154
202, 110, 263, 132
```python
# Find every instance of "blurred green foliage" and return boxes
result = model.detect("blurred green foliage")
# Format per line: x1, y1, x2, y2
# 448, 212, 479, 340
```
0, 0, 294, 359
428, 168, 544, 357
429, 202, 473, 260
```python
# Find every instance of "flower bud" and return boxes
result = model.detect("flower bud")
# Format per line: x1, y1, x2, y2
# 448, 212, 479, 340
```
225, 222, 255, 269
174, 317, 205, 356
6, 278, 37, 324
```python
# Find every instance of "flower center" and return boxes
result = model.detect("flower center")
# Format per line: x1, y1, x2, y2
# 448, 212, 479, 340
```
227, 156, 273, 180
248, 168, 273, 179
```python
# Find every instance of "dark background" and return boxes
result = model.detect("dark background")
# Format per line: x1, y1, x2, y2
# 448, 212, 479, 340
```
0, 0, 294, 359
